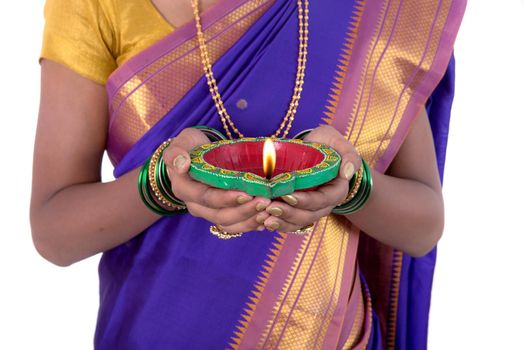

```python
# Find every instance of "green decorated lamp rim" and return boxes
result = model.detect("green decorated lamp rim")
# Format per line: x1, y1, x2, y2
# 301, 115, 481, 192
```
188, 137, 341, 199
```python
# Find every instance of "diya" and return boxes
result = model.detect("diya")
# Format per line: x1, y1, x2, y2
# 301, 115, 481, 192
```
188, 137, 341, 199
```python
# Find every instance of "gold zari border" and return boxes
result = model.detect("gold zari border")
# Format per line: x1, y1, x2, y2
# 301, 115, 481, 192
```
108, 0, 274, 164
322, 0, 456, 348
259, 217, 350, 349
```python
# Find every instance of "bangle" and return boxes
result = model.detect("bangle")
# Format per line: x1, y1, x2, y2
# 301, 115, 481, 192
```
156, 158, 186, 207
342, 166, 364, 204
148, 139, 181, 209
138, 140, 187, 216
191, 125, 227, 141
138, 158, 164, 215
138, 158, 180, 216
138, 126, 225, 216
292, 128, 313, 140
332, 159, 373, 215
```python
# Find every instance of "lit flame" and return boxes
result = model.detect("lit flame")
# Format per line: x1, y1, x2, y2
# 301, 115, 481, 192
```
263, 138, 276, 179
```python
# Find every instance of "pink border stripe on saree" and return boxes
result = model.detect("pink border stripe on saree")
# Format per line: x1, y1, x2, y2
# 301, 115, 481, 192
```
310, 227, 349, 349
237, 229, 316, 349
321, 225, 362, 349
351, 0, 406, 143
257, 219, 329, 349
106, 0, 246, 101
347, 0, 401, 140
375, 0, 466, 172
271, 219, 331, 348
329, 0, 389, 136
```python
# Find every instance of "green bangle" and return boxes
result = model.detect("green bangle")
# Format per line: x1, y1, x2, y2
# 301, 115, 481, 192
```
156, 157, 186, 207
349, 162, 372, 213
348, 161, 372, 213
138, 157, 186, 216
139, 127, 226, 216
332, 159, 373, 215
191, 125, 227, 141
138, 158, 169, 215
148, 139, 187, 211
292, 128, 314, 140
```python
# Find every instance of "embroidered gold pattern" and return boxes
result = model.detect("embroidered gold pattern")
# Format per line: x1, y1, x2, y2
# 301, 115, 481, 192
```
108, 0, 274, 164
257, 217, 350, 349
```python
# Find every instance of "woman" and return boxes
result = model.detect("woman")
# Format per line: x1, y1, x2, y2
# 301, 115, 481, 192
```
31, 0, 465, 348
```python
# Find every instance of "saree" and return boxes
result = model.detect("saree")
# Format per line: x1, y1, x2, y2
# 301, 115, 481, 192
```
97, 0, 465, 348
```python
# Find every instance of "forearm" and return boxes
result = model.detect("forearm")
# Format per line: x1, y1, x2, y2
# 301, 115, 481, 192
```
345, 169, 444, 257
30, 167, 159, 266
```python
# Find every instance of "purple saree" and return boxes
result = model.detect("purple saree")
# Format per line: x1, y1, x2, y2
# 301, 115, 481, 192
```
97, 0, 465, 349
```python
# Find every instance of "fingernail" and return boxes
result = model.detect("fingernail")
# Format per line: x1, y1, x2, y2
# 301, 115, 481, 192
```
174, 155, 187, 170
256, 213, 266, 224
237, 195, 251, 205
268, 207, 284, 217
343, 162, 355, 180
257, 225, 265, 232
266, 222, 280, 231
256, 202, 268, 212
281, 195, 298, 206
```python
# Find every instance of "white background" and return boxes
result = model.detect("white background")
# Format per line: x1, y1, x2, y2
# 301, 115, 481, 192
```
0, 1, 523, 349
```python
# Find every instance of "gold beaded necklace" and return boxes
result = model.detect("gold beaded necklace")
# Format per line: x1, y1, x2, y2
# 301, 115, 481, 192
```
191, 0, 310, 139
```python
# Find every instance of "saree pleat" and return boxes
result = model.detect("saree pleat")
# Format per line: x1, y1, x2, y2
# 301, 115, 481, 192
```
97, 0, 465, 348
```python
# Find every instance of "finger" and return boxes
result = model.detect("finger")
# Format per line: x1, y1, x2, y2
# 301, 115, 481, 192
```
285, 177, 349, 211
338, 153, 362, 182
328, 138, 361, 181
263, 216, 309, 234
163, 128, 210, 176
171, 128, 211, 153
303, 125, 340, 145
187, 197, 271, 227
303, 125, 348, 150
282, 177, 349, 211
163, 130, 257, 208
265, 202, 331, 227
172, 172, 254, 208
303, 126, 361, 180
219, 214, 267, 234
165, 157, 257, 208
255, 211, 271, 225
175, 176, 255, 208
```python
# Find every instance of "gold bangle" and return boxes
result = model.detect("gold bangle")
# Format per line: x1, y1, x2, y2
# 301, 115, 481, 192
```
288, 223, 315, 235
210, 225, 244, 239
148, 139, 186, 211
338, 166, 363, 206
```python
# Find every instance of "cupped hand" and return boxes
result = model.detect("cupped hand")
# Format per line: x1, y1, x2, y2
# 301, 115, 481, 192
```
163, 128, 271, 233
263, 125, 361, 232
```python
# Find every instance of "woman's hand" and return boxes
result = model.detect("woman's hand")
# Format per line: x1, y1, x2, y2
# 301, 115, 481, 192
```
262, 125, 360, 232
163, 128, 271, 234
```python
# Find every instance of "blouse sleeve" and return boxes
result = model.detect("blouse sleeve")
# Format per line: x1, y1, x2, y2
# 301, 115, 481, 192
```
40, 0, 117, 85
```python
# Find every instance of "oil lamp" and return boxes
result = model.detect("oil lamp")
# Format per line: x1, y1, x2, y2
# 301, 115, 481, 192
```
189, 137, 341, 199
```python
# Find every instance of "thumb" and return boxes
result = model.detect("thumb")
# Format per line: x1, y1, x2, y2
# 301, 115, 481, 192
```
163, 128, 211, 175
335, 148, 362, 182
340, 158, 356, 180
163, 145, 190, 176
339, 152, 363, 180
329, 138, 361, 180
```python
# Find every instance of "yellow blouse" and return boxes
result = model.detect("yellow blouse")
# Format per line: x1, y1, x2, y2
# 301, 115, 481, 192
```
41, 0, 174, 85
